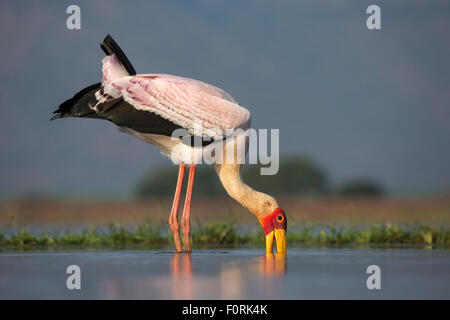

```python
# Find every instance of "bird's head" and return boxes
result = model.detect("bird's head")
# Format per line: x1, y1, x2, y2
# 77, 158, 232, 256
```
259, 208, 287, 255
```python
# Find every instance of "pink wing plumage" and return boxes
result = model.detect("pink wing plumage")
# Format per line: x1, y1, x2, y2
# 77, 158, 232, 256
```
97, 56, 251, 139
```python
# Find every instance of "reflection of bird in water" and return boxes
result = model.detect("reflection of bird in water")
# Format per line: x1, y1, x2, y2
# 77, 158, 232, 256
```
170, 253, 193, 279
169, 253, 193, 299
52, 35, 287, 254
259, 253, 287, 298
260, 253, 287, 276
168, 253, 287, 299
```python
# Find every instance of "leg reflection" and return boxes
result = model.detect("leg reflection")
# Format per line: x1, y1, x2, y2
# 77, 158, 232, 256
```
170, 253, 193, 299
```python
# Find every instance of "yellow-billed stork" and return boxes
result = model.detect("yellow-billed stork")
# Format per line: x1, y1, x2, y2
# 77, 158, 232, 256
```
52, 35, 287, 254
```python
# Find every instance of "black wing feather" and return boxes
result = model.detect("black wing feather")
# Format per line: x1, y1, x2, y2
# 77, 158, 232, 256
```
99, 98, 182, 136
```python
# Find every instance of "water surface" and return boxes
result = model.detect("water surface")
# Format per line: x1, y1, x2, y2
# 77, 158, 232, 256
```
0, 248, 449, 299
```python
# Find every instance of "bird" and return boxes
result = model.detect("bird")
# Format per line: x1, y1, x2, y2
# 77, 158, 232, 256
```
51, 35, 287, 254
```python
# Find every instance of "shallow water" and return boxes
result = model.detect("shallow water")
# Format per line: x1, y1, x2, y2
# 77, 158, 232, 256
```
0, 248, 449, 299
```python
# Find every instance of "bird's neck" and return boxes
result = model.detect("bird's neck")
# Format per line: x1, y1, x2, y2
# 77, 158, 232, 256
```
214, 163, 278, 219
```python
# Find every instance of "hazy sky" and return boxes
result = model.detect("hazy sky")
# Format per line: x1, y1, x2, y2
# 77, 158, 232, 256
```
1, 1, 449, 198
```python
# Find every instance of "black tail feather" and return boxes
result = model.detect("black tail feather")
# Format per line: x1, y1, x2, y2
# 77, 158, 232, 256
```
52, 35, 135, 121
51, 82, 102, 121
100, 34, 136, 75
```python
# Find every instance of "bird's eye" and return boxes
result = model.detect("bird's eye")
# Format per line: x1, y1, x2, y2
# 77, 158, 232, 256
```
277, 215, 284, 222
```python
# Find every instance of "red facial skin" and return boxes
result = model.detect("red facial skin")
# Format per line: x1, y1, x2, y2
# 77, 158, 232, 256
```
260, 208, 287, 235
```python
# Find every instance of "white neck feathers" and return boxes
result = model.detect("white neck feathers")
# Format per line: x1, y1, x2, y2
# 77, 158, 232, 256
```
214, 163, 278, 219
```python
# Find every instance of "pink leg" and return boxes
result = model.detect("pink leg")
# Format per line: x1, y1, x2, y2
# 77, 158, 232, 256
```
181, 165, 196, 252
169, 164, 185, 253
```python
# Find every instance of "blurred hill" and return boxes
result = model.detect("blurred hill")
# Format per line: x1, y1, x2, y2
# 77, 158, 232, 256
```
336, 178, 384, 197
135, 156, 384, 198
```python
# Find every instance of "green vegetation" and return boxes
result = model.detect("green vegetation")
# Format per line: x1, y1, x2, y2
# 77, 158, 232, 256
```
0, 222, 167, 247
1, 221, 448, 249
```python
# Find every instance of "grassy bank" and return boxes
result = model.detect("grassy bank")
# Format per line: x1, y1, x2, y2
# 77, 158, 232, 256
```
0, 220, 449, 248
2, 196, 449, 226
